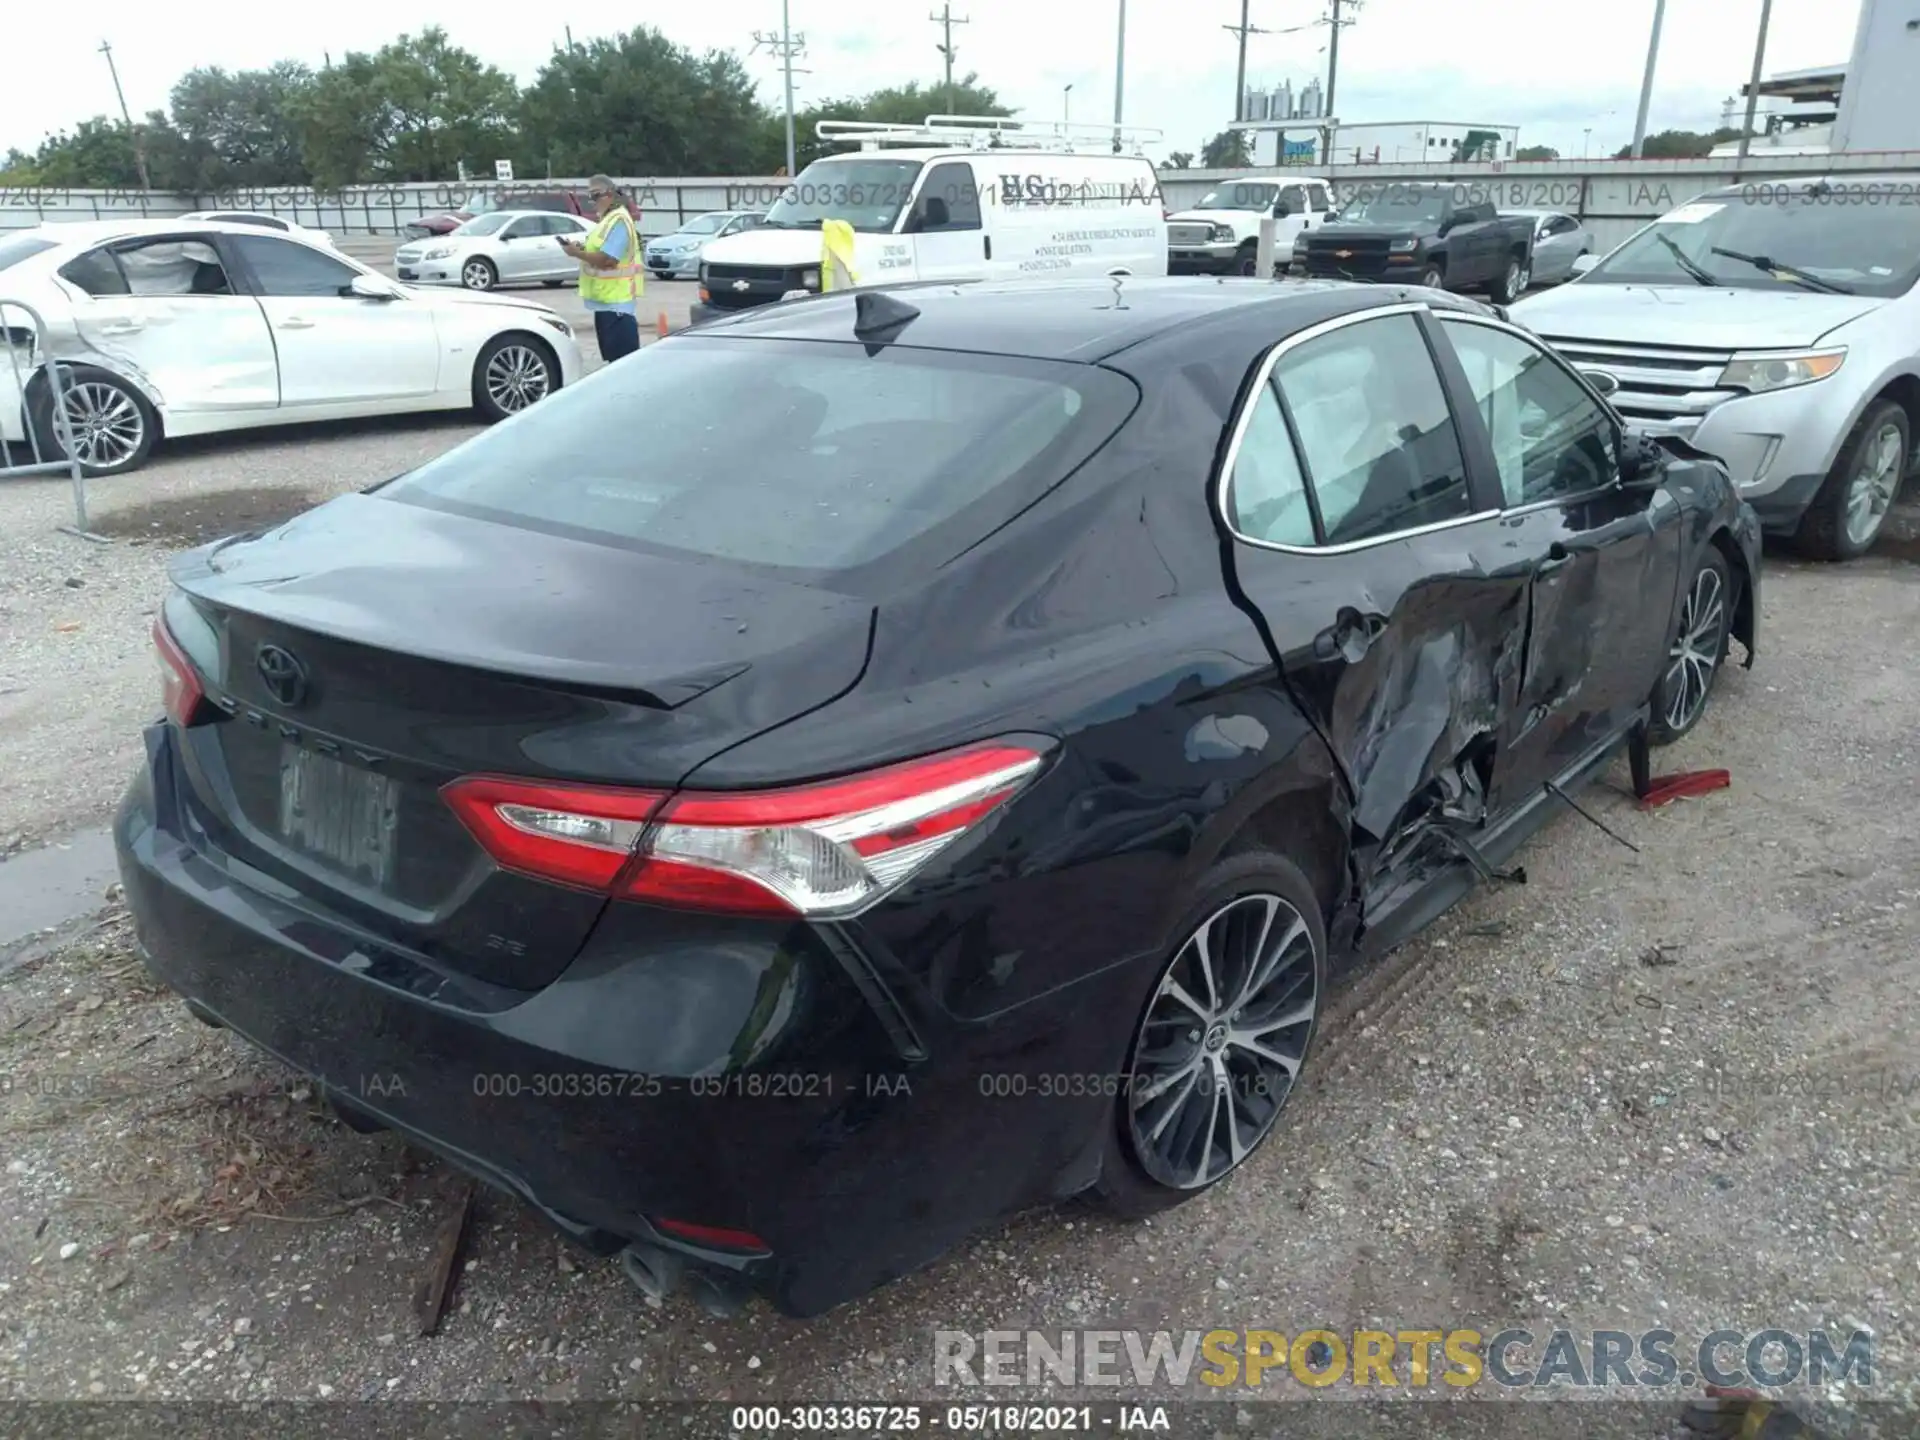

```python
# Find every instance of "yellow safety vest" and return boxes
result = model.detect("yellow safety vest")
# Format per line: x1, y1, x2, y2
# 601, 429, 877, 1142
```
579, 206, 644, 306
820, 219, 858, 292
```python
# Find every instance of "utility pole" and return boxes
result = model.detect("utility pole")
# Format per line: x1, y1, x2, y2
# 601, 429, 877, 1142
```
1325, 0, 1362, 129
1112, 0, 1127, 152
1630, 0, 1667, 158
929, 4, 970, 113
97, 40, 151, 191
1223, 1, 1274, 123
1736, 0, 1775, 163
752, 3, 809, 177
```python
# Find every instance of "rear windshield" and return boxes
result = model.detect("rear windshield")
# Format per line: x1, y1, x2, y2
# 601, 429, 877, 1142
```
0, 235, 57, 272
379, 336, 1137, 583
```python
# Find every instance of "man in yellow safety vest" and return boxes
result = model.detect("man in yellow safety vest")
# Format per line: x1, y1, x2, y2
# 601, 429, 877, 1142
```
558, 173, 645, 363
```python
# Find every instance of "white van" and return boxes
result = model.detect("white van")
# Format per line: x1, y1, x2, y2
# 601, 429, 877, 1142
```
690, 115, 1168, 324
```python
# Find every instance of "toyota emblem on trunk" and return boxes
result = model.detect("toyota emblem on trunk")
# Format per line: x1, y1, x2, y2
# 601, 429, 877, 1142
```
256, 645, 309, 707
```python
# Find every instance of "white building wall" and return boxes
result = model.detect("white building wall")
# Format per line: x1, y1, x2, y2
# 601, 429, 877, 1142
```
1832, 0, 1920, 152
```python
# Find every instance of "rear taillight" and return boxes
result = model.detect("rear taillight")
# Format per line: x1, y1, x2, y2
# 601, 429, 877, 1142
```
442, 740, 1047, 918
152, 616, 205, 726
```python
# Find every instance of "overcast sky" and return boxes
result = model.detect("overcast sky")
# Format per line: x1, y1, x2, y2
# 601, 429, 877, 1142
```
2, 0, 1858, 169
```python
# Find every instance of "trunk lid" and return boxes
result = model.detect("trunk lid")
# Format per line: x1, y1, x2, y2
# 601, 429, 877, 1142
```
164, 494, 874, 990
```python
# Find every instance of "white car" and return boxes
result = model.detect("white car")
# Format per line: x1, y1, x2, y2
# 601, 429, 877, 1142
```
393, 210, 594, 292
177, 210, 339, 250
0, 218, 584, 477
1167, 177, 1336, 277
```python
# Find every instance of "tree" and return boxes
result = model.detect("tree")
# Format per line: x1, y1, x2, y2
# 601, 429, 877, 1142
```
169, 63, 315, 189
294, 28, 519, 187
27, 117, 160, 188
1163, 150, 1195, 169
1200, 129, 1253, 168
519, 27, 767, 177
1612, 127, 1742, 160
1515, 144, 1559, 161
0, 148, 39, 183
778, 76, 1012, 172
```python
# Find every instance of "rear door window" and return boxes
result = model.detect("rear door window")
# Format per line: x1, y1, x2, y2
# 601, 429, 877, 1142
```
58, 246, 130, 296
115, 237, 235, 297
380, 338, 1139, 583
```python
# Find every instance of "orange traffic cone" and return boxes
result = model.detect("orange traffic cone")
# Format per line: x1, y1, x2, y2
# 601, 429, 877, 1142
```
655, 311, 670, 339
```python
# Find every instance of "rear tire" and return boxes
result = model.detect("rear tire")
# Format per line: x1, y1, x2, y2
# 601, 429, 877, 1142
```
472, 333, 559, 422
461, 257, 498, 291
1647, 547, 1734, 746
1792, 399, 1909, 561
1489, 254, 1530, 304
1091, 852, 1326, 1219
25, 363, 158, 477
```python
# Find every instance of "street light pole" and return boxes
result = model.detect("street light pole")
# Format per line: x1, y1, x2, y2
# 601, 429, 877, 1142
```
1112, 0, 1126, 151
1064, 83, 1073, 126
1736, 0, 1775, 163
1629, 0, 1667, 158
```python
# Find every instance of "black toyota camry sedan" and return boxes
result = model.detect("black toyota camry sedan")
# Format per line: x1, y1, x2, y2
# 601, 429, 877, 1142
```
116, 275, 1762, 1319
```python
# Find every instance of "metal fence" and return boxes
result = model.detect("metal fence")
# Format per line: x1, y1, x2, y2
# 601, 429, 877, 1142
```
0, 300, 91, 531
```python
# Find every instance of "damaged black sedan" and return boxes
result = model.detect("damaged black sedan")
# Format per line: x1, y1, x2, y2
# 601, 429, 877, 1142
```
115, 275, 1761, 1319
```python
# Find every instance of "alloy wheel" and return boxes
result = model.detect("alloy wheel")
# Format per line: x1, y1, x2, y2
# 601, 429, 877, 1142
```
1126, 893, 1318, 1190
1662, 564, 1726, 733
463, 260, 495, 290
1844, 422, 1905, 548
58, 381, 144, 470
484, 344, 552, 413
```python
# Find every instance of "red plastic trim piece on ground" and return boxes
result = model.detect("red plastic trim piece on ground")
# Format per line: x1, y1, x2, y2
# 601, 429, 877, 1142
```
1638, 768, 1731, 809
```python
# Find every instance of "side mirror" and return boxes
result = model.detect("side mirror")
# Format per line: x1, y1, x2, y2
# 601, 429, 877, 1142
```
1570, 253, 1599, 277
347, 274, 398, 301
1274, 200, 1294, 218
1618, 430, 1667, 490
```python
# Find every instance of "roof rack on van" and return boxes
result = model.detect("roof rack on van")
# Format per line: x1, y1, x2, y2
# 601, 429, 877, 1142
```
815, 113, 1164, 157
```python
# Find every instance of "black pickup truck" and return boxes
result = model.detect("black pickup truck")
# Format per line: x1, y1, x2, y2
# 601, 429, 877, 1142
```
1301, 186, 1536, 303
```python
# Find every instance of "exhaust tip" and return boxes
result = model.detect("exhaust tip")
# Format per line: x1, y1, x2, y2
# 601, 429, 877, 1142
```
619, 1243, 685, 1305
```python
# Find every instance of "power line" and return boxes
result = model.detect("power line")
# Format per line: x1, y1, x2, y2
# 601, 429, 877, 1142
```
751, 2, 810, 177
1222, 1, 1276, 123
97, 39, 152, 191
929, 4, 970, 113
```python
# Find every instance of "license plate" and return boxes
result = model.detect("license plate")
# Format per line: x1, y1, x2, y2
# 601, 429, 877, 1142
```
277, 746, 400, 888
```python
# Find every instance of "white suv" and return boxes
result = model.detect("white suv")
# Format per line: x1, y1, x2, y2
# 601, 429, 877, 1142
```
1167, 178, 1334, 277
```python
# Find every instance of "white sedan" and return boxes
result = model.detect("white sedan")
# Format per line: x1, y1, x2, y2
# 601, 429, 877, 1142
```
0, 218, 584, 477
177, 210, 339, 250
393, 210, 594, 292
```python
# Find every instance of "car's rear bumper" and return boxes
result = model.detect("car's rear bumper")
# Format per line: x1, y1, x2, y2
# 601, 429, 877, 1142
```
114, 721, 1142, 1315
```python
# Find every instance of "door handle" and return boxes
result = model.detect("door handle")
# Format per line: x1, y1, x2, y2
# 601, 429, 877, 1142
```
983, 235, 992, 260
1536, 541, 1574, 577
1312, 607, 1389, 662
278, 317, 315, 330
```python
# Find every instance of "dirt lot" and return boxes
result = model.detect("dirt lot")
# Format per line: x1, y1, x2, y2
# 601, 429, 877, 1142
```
2, 340, 1919, 1434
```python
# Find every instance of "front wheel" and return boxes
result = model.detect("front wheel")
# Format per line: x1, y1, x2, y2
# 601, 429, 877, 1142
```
1092, 853, 1326, 1218
472, 333, 559, 422
1489, 255, 1531, 304
1647, 548, 1733, 746
1417, 263, 1446, 290
461, 257, 498, 291
1235, 245, 1259, 277
1793, 399, 1909, 561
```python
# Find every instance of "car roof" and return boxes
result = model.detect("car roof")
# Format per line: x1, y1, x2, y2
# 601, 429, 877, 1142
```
20, 217, 326, 248
680, 275, 1488, 364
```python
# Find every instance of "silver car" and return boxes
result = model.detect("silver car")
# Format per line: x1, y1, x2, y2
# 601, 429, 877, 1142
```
1499, 209, 1594, 285
644, 211, 763, 280
1513, 173, 1920, 560
393, 210, 594, 291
